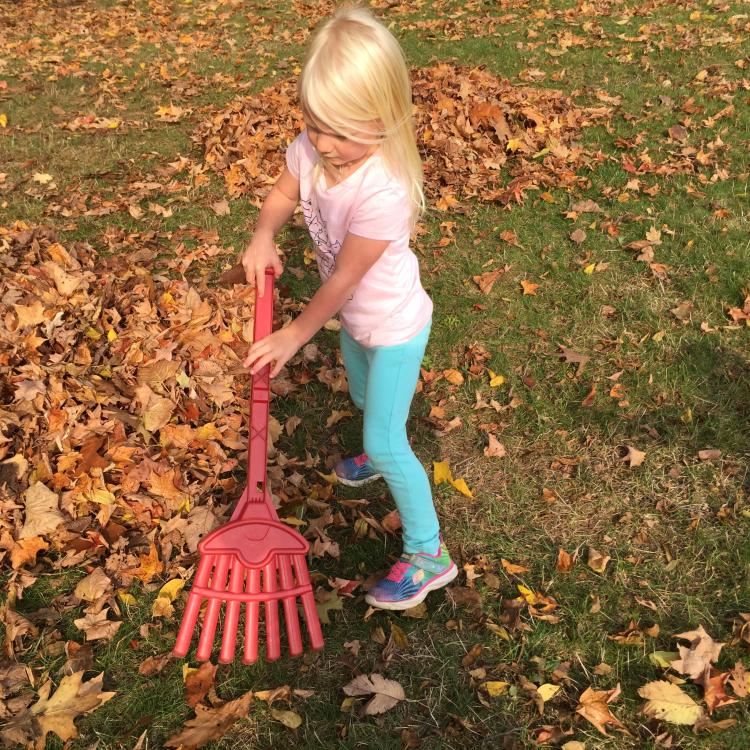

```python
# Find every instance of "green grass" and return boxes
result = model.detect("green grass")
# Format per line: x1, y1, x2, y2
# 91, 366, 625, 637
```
1, 0, 750, 748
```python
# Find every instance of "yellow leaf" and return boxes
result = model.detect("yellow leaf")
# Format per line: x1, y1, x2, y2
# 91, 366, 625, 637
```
506, 138, 524, 152
488, 369, 505, 387
638, 680, 703, 725
118, 592, 137, 607
182, 664, 198, 681
517, 584, 536, 604
450, 477, 474, 498
0, 113, 7, 128
583, 263, 596, 275
270, 708, 302, 729
538, 683, 561, 702
33, 172, 54, 184
483, 681, 510, 697
443, 368, 465, 385
157, 579, 185, 602
107, 329, 118, 342
433, 461, 453, 485
280, 516, 306, 527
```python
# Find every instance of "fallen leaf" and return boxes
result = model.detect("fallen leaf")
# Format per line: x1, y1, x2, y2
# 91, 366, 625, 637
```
671, 625, 725, 680
556, 548, 573, 572
501, 558, 529, 574
484, 433, 506, 458
587, 548, 611, 574
620, 445, 646, 467
343, 673, 405, 715
270, 708, 302, 729
164, 691, 253, 748
20, 482, 65, 539
521, 279, 540, 295
638, 680, 703, 725
0, 671, 115, 749
186, 662, 217, 708
575, 684, 627, 735
696, 669, 738, 714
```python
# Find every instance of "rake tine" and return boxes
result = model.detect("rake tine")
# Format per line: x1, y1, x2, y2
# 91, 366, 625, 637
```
196, 554, 230, 661
264, 560, 281, 661
174, 555, 214, 657
219, 562, 245, 664
293, 554, 324, 651
243, 567, 261, 664
277, 554, 303, 657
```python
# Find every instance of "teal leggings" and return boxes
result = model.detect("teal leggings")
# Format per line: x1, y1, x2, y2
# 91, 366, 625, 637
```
339, 320, 440, 554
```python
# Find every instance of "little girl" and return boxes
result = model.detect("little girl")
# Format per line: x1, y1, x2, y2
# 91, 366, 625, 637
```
241, 5, 457, 610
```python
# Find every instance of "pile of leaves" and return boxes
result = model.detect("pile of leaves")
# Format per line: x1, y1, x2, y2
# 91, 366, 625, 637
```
195, 65, 611, 210
0, 222, 355, 648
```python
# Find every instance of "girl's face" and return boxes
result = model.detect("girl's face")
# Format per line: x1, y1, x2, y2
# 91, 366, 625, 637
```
303, 110, 379, 166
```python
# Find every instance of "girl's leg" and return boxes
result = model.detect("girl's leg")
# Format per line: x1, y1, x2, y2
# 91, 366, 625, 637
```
361, 321, 440, 554
339, 326, 368, 411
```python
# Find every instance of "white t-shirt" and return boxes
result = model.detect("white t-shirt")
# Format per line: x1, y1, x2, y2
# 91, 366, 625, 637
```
285, 130, 433, 347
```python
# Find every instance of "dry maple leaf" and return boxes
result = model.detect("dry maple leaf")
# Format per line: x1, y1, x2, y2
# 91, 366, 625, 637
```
671, 625, 725, 680
484, 433, 506, 458
696, 668, 738, 714
164, 691, 253, 749
587, 548, 611, 574
186, 662, 218, 709
520, 279, 540, 295
20, 482, 65, 540
473, 268, 503, 295
620, 445, 646, 467
575, 684, 627, 735
0, 671, 115, 749
343, 673, 405, 715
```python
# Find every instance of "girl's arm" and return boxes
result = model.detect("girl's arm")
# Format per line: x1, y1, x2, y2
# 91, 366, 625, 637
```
244, 232, 390, 375
241, 167, 300, 295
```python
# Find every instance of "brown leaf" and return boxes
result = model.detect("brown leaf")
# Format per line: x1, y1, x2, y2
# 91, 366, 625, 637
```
556, 548, 573, 572
697, 449, 721, 461
473, 268, 503, 295
20, 482, 64, 540
575, 684, 627, 735
0, 671, 115, 749
484, 433, 506, 458
620, 445, 646, 467
164, 691, 253, 749
587, 548, 611, 574
671, 625, 725, 680
343, 673, 405, 715
501, 558, 529, 574
696, 668, 738, 714
186, 662, 218, 708
569, 228, 587, 244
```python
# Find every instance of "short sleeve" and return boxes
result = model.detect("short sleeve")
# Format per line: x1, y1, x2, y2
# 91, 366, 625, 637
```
348, 184, 412, 241
285, 133, 304, 179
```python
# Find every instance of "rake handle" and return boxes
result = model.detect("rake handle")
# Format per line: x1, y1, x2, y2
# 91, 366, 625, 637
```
231, 267, 276, 523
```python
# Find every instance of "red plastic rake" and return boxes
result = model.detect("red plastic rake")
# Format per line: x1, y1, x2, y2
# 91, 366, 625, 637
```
173, 268, 324, 663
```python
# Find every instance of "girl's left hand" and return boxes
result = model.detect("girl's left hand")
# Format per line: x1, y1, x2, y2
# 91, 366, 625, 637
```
243, 326, 302, 377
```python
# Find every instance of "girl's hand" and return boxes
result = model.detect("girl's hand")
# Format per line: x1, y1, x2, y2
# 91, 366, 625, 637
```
241, 231, 283, 297
243, 325, 302, 378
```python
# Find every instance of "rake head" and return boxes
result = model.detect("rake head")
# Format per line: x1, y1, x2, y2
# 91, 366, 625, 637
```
173, 520, 324, 663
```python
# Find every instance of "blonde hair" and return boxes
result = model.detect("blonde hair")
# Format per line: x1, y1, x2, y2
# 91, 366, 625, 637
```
298, 5, 425, 225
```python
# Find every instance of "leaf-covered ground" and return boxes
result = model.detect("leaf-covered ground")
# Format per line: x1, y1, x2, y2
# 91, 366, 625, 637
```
1, 1, 749, 748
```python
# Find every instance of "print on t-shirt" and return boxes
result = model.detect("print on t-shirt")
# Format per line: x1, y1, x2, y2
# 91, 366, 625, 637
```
300, 197, 342, 279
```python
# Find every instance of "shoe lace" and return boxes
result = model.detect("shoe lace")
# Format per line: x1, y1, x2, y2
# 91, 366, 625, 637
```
385, 559, 412, 582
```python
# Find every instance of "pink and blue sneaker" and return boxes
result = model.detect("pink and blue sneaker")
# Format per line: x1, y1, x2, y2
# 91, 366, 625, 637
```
365, 540, 458, 610
334, 453, 382, 487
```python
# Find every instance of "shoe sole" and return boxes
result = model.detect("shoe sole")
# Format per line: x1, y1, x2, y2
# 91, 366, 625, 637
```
336, 473, 383, 487
364, 562, 459, 611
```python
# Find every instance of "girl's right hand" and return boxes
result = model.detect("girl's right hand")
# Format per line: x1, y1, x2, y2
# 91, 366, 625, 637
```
241, 232, 283, 296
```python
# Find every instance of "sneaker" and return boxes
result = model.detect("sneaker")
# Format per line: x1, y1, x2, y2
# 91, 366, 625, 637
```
334, 453, 382, 487
364, 540, 458, 611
